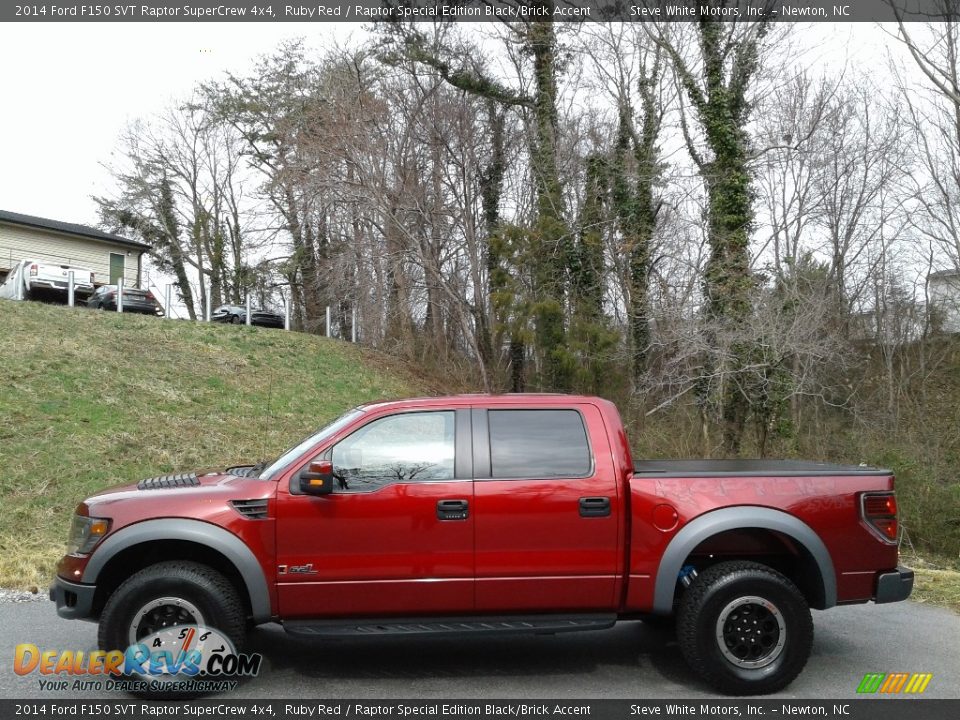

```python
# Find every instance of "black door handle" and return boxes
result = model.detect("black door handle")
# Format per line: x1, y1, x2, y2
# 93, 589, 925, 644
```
579, 496, 611, 518
437, 499, 469, 521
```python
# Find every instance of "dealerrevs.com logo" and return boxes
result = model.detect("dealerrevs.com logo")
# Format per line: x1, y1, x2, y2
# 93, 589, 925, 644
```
14, 625, 262, 693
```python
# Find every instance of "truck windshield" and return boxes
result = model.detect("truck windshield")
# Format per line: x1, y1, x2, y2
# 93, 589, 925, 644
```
258, 408, 365, 480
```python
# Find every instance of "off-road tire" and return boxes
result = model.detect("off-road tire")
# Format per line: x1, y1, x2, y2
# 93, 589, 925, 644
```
676, 561, 813, 695
98, 561, 247, 697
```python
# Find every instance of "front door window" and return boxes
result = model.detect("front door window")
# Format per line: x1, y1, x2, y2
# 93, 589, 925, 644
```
331, 411, 455, 493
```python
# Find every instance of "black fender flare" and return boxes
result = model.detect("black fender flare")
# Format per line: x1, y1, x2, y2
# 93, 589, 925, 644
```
83, 518, 272, 622
652, 506, 836, 614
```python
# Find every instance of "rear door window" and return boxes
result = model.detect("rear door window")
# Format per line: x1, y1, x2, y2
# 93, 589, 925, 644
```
487, 409, 591, 479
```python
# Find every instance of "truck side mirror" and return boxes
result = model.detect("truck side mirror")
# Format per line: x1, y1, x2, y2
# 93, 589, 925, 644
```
299, 460, 334, 496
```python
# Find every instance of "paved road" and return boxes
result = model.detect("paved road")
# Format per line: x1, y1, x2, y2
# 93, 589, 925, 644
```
1, 599, 957, 699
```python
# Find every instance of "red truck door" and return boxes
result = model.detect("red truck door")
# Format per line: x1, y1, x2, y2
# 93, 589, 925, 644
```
275, 409, 475, 618
472, 404, 622, 611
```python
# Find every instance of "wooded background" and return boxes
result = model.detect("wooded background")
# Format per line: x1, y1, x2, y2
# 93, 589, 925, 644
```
94, 8, 960, 557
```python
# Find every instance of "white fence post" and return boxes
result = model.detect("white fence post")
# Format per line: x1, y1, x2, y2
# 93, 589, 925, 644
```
117, 278, 124, 313
245, 294, 251, 326
165, 285, 172, 319
325, 306, 331, 337
205, 286, 212, 322
351, 308, 357, 343
67, 271, 75, 308
284, 296, 290, 331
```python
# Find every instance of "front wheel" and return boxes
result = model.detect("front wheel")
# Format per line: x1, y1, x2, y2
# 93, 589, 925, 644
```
98, 561, 247, 696
676, 561, 813, 695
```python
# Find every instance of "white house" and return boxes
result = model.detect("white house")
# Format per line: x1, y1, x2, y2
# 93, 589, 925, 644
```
0, 209, 150, 289
928, 269, 960, 334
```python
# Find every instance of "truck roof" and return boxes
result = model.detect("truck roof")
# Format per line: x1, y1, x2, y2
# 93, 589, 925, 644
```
358, 394, 608, 412
633, 459, 892, 477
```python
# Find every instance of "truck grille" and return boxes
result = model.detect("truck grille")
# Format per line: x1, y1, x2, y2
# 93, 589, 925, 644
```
230, 499, 269, 519
137, 473, 200, 490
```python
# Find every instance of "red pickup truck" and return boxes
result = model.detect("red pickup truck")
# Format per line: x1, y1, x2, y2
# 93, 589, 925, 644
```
51, 394, 912, 695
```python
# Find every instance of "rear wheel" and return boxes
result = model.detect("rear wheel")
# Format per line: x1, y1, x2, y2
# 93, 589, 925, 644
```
676, 561, 812, 695
231, 314, 242, 324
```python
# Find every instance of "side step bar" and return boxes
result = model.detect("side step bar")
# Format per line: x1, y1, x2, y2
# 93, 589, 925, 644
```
284, 614, 617, 639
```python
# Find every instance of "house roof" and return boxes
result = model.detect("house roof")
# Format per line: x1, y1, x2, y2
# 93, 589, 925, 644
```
0, 209, 151, 252
929, 269, 960, 280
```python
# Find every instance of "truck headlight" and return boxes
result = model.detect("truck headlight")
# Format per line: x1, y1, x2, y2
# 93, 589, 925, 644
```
66, 514, 111, 555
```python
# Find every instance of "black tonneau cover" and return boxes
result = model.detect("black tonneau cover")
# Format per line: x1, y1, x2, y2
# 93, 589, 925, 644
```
633, 459, 891, 478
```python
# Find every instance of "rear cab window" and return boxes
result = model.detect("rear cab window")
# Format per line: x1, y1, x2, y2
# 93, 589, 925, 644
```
487, 409, 592, 479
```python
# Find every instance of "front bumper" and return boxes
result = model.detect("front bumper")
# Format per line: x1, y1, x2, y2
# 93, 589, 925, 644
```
49, 576, 97, 621
875, 566, 914, 604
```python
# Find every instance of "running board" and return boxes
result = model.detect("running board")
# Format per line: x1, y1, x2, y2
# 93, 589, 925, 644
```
283, 614, 617, 639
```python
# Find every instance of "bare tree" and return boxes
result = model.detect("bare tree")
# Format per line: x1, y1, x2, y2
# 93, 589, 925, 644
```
894, 9, 960, 274
813, 83, 909, 317
380, 15, 577, 390
97, 100, 255, 320
581, 24, 670, 388
753, 72, 836, 280
205, 41, 337, 331
644, 2, 780, 454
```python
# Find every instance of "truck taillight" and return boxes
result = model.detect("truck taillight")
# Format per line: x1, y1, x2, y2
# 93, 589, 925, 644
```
861, 492, 898, 544
29, 263, 38, 276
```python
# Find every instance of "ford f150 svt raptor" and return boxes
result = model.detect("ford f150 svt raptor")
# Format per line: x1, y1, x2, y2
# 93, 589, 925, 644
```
51, 395, 913, 695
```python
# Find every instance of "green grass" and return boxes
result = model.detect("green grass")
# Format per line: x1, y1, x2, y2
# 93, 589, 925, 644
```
904, 555, 960, 614
0, 301, 431, 589
914, 569, 960, 613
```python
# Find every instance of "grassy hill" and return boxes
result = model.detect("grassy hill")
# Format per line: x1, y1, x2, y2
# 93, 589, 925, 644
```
0, 300, 432, 589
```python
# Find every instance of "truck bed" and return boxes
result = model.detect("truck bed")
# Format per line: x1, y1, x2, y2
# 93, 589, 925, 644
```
633, 459, 891, 477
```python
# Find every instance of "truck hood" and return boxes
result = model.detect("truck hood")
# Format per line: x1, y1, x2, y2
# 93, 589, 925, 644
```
81, 468, 273, 519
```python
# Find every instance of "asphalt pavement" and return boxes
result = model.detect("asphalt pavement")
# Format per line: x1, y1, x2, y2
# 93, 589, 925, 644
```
1, 597, 957, 699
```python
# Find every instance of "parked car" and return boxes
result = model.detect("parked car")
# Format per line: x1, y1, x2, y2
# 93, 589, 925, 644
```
211, 304, 284, 328
86, 285, 162, 315
51, 394, 912, 697
0, 258, 95, 301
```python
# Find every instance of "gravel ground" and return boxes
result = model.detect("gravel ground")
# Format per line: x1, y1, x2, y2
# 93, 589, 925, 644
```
0, 587, 46, 603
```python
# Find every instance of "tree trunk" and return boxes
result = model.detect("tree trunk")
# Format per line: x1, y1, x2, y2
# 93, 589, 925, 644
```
529, 16, 572, 392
